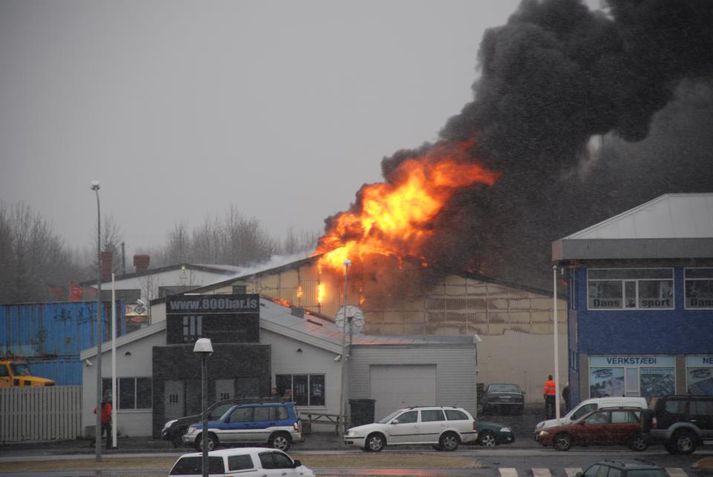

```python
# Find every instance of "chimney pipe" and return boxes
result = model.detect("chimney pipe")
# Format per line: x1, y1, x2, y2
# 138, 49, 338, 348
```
101, 251, 113, 282
133, 254, 150, 273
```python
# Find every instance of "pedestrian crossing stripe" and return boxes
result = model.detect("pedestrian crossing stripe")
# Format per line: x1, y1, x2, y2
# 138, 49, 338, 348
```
532, 468, 552, 477
666, 468, 688, 477
498, 468, 688, 477
499, 468, 518, 477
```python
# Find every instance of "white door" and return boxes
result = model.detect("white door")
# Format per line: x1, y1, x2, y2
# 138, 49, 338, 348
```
369, 364, 436, 421
164, 380, 184, 421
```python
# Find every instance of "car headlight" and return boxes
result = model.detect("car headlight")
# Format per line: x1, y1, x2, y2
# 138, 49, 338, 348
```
538, 430, 549, 437
500, 427, 512, 433
163, 419, 177, 431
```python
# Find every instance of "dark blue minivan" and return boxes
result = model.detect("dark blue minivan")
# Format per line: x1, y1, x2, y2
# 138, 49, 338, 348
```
183, 401, 302, 451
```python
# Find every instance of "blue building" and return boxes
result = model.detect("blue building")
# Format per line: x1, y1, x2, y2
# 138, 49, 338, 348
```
552, 193, 713, 405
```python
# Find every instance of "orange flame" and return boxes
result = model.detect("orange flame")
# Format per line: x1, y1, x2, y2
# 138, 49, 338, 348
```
314, 141, 500, 271
317, 283, 326, 304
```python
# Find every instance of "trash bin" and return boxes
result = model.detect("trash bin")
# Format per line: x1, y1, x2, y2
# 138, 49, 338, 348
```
349, 399, 375, 427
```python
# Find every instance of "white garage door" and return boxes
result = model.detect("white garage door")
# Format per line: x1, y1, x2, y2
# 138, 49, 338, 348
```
369, 364, 436, 420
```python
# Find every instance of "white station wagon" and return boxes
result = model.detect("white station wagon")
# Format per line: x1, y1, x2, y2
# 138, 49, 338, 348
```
344, 406, 478, 452
168, 447, 315, 477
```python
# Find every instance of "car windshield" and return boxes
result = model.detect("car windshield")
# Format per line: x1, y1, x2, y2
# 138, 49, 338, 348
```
10, 363, 32, 376
489, 384, 520, 393
378, 409, 403, 424
219, 405, 239, 421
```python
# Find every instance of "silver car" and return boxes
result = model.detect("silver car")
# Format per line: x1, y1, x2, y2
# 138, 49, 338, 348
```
344, 406, 478, 452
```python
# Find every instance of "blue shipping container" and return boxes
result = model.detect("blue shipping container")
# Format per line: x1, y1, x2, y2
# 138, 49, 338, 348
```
0, 301, 126, 358
26, 357, 83, 385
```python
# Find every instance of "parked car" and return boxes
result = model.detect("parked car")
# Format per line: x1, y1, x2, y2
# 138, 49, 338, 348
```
576, 459, 666, 477
344, 406, 478, 452
646, 394, 713, 455
162, 398, 251, 447
168, 447, 314, 477
534, 396, 648, 438
480, 383, 525, 415
182, 401, 302, 451
536, 406, 648, 451
475, 420, 515, 447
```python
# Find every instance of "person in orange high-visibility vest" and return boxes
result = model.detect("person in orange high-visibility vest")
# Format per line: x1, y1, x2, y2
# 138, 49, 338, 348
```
544, 375, 556, 419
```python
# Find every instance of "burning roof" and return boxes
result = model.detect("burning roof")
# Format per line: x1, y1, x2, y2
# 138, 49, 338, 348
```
313, 0, 713, 292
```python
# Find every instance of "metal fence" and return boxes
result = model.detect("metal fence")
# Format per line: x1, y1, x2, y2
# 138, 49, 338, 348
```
0, 386, 81, 443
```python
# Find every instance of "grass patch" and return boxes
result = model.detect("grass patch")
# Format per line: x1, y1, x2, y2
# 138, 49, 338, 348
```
0, 452, 479, 472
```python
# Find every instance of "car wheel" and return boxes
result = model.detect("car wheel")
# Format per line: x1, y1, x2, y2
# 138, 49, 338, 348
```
439, 432, 460, 451
365, 433, 385, 452
268, 432, 292, 451
672, 430, 697, 455
628, 433, 648, 451
664, 440, 679, 455
553, 432, 572, 451
478, 430, 497, 448
194, 433, 217, 452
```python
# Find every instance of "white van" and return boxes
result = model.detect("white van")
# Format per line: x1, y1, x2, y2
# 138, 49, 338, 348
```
533, 396, 648, 437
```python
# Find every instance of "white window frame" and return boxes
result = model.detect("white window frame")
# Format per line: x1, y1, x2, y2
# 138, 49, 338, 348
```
684, 267, 713, 310
586, 268, 675, 311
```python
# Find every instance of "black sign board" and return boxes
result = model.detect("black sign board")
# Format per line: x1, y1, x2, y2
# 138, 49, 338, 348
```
166, 294, 259, 315
165, 294, 260, 345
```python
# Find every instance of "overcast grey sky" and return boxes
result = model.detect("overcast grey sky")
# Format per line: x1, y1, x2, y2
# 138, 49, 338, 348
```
1, 0, 600, 256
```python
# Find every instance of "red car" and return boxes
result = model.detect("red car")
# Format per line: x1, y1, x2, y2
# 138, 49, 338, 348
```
536, 406, 648, 451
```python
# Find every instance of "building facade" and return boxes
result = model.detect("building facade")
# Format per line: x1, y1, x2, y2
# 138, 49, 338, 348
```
81, 296, 478, 438
552, 193, 713, 406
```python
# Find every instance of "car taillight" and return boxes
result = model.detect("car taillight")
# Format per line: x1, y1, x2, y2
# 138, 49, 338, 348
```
293, 421, 301, 432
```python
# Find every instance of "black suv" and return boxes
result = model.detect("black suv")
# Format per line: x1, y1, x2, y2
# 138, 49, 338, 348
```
646, 394, 713, 454
161, 397, 284, 447
577, 460, 666, 477
480, 383, 525, 415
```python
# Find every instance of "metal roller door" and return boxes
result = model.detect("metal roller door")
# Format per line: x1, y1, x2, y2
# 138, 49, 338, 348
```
369, 364, 436, 420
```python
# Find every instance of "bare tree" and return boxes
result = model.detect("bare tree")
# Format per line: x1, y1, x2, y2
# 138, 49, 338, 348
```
0, 202, 79, 302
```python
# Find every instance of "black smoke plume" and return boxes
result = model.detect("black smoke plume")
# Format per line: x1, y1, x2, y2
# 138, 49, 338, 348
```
380, 0, 713, 289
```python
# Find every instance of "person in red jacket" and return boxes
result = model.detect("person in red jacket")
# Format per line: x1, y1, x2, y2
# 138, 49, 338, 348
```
94, 396, 113, 449
543, 375, 556, 419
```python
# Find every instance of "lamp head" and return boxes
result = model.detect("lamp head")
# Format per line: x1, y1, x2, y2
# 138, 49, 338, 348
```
193, 337, 213, 356
90, 180, 100, 191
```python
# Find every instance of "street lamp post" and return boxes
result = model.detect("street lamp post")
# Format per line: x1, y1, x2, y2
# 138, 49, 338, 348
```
338, 259, 351, 438
553, 265, 560, 424
91, 180, 103, 461
193, 338, 213, 477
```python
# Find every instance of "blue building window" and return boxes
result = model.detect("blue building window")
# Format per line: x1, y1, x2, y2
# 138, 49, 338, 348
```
587, 268, 674, 310
684, 268, 713, 310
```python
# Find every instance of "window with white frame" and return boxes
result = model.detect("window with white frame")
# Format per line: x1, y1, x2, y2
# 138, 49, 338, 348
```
685, 268, 713, 309
587, 268, 674, 310
275, 374, 325, 406
102, 377, 152, 409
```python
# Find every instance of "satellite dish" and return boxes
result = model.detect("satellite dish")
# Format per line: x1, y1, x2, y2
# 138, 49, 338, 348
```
336, 305, 364, 335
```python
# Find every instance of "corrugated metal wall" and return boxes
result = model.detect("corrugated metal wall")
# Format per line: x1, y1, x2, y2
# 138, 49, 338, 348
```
27, 358, 83, 385
0, 386, 81, 442
0, 301, 126, 357
1, 302, 126, 385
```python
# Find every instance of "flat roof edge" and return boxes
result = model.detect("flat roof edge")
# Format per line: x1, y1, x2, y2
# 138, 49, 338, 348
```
552, 237, 713, 261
